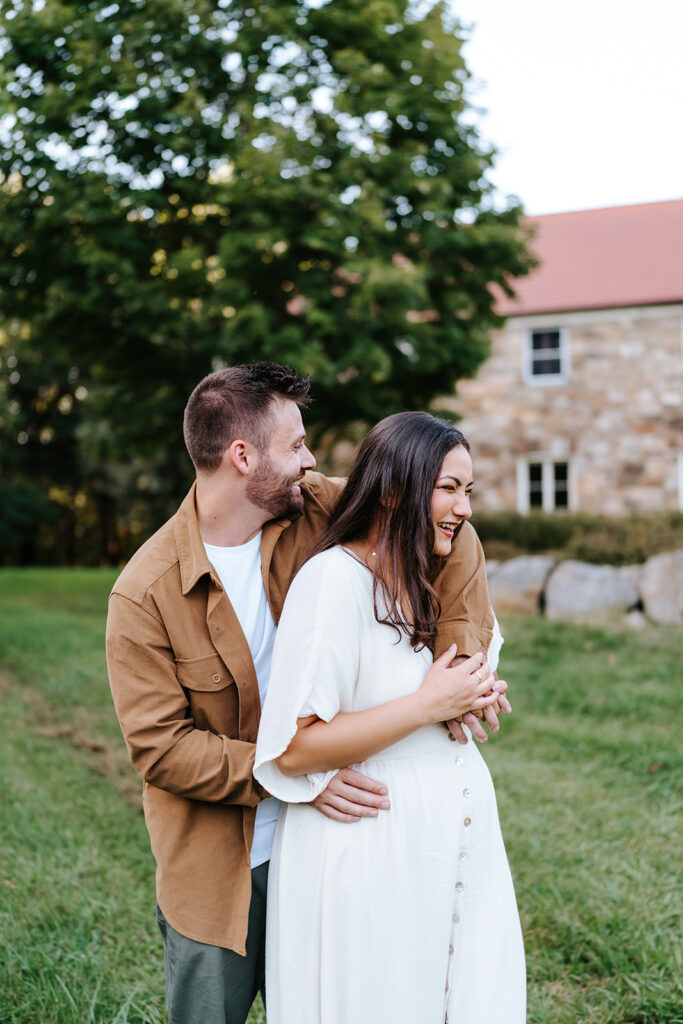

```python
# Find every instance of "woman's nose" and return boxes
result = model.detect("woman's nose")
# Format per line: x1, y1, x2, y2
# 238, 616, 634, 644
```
454, 494, 471, 520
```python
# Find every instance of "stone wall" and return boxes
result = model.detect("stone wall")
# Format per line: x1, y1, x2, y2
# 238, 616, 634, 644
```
442, 303, 683, 513
487, 550, 683, 625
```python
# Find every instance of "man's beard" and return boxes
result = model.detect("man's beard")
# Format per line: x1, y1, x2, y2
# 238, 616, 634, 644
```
246, 455, 304, 520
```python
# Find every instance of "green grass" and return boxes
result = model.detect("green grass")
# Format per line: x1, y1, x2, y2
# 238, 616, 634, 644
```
0, 569, 681, 1023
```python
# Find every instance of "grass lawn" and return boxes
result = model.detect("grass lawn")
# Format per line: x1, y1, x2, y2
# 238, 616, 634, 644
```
0, 568, 680, 1023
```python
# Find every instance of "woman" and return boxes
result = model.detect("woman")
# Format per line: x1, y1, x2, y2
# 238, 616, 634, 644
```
254, 412, 525, 1024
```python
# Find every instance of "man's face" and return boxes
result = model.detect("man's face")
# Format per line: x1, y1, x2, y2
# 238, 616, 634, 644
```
246, 398, 316, 519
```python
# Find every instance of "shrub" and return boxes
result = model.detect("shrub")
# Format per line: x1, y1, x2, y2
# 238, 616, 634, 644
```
472, 511, 683, 566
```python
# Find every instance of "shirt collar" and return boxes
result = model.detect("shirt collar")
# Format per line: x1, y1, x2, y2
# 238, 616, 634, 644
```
173, 482, 292, 596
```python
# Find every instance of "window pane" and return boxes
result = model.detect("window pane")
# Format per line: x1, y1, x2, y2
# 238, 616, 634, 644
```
528, 463, 543, 508
554, 462, 569, 508
529, 329, 562, 377
531, 330, 560, 351
532, 358, 561, 375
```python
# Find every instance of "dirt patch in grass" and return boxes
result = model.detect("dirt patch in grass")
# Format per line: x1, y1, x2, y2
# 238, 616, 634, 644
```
41, 710, 143, 810
3, 666, 142, 809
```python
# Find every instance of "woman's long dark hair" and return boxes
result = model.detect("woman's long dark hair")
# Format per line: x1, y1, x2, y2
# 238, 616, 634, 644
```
313, 412, 469, 651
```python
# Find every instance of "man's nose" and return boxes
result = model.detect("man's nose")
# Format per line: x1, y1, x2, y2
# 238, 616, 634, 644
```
302, 445, 316, 470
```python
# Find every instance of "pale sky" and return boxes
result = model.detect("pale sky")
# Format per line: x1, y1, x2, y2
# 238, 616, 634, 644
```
452, 0, 683, 215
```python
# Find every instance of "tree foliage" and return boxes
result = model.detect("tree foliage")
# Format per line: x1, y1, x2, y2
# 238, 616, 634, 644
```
0, 0, 534, 562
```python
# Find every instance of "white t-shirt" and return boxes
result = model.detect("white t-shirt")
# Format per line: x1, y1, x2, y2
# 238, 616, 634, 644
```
204, 532, 280, 869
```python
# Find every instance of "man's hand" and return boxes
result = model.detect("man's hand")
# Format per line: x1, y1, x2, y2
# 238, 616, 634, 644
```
447, 677, 512, 744
311, 767, 390, 823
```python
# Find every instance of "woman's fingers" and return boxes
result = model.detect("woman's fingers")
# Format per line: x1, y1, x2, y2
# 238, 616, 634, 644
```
472, 691, 500, 710
460, 650, 487, 674
471, 666, 495, 695
434, 642, 459, 668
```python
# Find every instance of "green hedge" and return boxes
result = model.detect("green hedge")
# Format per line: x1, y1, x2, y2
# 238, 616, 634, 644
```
471, 511, 683, 566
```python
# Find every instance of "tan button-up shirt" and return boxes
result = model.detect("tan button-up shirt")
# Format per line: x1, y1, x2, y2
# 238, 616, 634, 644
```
106, 472, 493, 953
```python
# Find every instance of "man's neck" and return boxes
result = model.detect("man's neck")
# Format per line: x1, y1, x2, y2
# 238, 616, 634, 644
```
195, 476, 266, 547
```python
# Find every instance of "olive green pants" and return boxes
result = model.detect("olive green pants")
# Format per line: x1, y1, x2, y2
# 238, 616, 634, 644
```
156, 861, 268, 1024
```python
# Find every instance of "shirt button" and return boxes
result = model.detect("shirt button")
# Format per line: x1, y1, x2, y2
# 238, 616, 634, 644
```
463, 788, 470, 798
211, 673, 221, 683
455, 881, 464, 893
449, 943, 454, 955
459, 851, 467, 862
452, 911, 460, 924
464, 817, 472, 827
454, 756, 464, 766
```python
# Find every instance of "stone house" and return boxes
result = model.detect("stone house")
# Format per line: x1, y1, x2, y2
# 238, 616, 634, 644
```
445, 199, 683, 514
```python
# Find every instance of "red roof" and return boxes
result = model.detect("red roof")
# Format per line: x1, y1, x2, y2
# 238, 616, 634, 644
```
496, 198, 683, 317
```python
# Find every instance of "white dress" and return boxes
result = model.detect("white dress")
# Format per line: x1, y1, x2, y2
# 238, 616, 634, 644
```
254, 546, 525, 1024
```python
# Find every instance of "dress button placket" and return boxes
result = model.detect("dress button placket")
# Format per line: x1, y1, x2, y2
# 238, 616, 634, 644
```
444, 751, 474, 1021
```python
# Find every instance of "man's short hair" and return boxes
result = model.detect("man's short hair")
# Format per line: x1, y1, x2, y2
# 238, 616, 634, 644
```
183, 362, 311, 472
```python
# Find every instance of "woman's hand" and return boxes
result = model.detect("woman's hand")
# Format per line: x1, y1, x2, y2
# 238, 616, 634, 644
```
447, 677, 512, 744
415, 644, 500, 726
276, 646, 501, 777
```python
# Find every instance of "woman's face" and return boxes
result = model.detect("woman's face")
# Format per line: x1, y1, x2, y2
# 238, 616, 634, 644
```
431, 444, 474, 556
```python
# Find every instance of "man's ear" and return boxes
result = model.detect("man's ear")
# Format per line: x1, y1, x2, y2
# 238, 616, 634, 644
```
226, 439, 253, 476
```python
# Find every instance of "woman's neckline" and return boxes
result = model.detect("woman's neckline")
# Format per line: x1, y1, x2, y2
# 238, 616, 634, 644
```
339, 545, 373, 573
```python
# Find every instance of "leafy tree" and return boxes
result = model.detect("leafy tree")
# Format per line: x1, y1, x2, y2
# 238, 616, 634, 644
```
1, 0, 533, 441
0, 0, 534, 561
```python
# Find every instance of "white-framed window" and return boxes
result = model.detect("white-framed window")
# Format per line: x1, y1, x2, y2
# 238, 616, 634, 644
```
517, 458, 572, 513
523, 327, 568, 383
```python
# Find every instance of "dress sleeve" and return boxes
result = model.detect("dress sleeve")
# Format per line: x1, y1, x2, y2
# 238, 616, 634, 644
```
254, 549, 362, 803
487, 611, 504, 673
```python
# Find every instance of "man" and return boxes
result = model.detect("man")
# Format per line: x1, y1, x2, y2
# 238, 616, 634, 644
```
106, 362, 503, 1024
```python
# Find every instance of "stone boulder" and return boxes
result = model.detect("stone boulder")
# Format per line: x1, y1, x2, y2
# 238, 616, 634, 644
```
619, 564, 643, 592
640, 549, 683, 625
485, 559, 500, 583
545, 560, 640, 621
488, 556, 556, 614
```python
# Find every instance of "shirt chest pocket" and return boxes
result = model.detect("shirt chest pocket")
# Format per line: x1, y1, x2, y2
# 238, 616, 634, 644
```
176, 654, 240, 737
